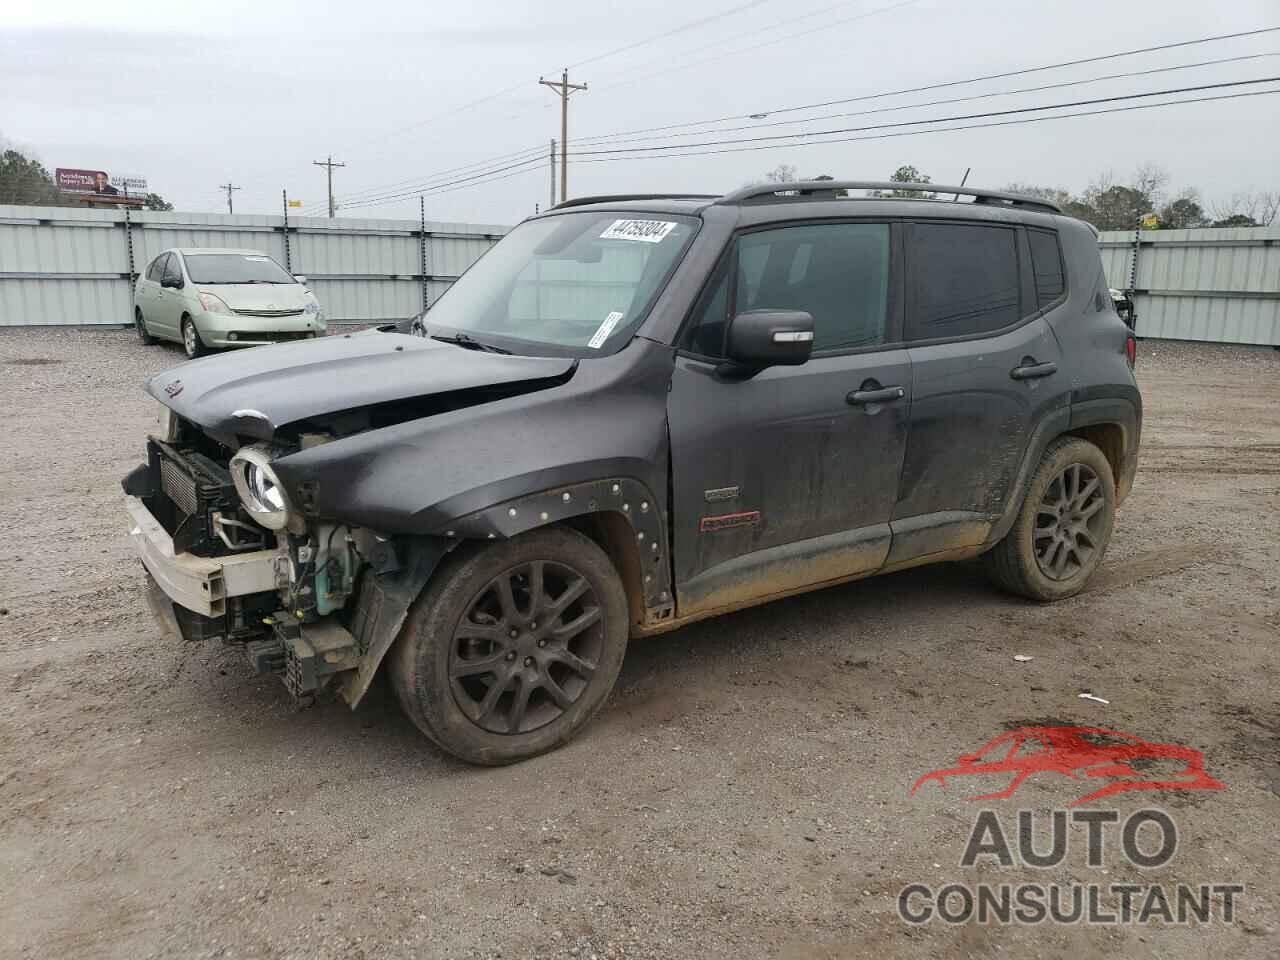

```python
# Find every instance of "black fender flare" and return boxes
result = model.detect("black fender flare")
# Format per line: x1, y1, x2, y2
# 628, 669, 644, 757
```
433, 476, 674, 622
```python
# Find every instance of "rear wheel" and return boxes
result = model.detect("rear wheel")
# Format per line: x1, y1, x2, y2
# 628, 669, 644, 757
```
391, 527, 629, 765
181, 316, 207, 359
134, 307, 156, 345
982, 437, 1116, 601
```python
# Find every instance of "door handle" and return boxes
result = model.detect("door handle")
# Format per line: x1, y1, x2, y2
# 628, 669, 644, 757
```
1010, 360, 1057, 380
847, 385, 905, 405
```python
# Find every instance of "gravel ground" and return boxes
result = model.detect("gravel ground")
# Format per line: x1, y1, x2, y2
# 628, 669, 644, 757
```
1, 328, 1278, 959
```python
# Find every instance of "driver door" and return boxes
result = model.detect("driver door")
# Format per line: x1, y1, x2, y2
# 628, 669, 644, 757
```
667, 221, 912, 619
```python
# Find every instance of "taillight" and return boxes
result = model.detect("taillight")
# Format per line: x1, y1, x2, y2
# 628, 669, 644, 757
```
1124, 334, 1136, 369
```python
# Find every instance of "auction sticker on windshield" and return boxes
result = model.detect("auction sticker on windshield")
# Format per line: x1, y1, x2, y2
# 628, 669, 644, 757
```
588, 311, 625, 349
600, 219, 677, 243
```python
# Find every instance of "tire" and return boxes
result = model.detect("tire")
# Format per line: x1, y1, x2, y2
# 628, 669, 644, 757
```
390, 526, 629, 765
135, 307, 157, 345
181, 316, 207, 359
982, 437, 1116, 602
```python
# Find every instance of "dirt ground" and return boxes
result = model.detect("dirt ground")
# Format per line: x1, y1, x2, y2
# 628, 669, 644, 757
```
1, 327, 1277, 960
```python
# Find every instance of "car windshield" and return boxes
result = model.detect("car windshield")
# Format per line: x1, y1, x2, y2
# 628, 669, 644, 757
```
185, 253, 296, 285
422, 211, 699, 355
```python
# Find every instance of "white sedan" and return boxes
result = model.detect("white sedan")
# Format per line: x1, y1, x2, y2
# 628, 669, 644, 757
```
133, 247, 325, 358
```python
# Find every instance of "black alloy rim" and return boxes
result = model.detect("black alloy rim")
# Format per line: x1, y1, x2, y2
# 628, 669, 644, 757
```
450, 560, 603, 734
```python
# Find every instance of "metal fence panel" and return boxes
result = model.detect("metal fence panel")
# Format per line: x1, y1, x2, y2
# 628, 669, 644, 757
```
1097, 226, 1280, 346
0, 206, 507, 327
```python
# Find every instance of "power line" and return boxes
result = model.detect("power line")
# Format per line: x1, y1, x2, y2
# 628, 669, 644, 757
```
569, 76, 1280, 156
338, 160, 549, 213
590, 0, 920, 93
313, 143, 547, 211
332, 154, 549, 211
574, 24, 1280, 144
567, 0, 773, 69
567, 88, 1280, 164
574, 51, 1280, 148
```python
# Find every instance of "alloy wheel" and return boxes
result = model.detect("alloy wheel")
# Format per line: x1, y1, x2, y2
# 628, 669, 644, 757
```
1034, 462, 1106, 580
450, 560, 603, 735
183, 322, 197, 357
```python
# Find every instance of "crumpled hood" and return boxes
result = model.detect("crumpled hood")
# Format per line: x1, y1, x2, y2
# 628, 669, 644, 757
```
147, 331, 576, 440
196, 282, 310, 311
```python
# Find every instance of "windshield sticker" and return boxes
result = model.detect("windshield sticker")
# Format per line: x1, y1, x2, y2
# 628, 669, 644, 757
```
600, 219, 677, 243
588, 311, 625, 349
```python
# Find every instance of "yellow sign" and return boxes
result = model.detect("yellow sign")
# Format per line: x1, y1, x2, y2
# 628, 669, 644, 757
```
1140, 214, 1158, 229
287, 199, 303, 208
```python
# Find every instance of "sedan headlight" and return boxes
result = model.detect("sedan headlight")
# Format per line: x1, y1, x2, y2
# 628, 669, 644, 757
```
229, 444, 293, 530
198, 291, 234, 314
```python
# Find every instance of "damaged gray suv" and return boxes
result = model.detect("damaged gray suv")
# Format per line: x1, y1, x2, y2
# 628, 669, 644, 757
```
124, 180, 1141, 764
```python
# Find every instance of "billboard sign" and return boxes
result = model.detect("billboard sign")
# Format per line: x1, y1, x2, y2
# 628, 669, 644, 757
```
55, 168, 146, 197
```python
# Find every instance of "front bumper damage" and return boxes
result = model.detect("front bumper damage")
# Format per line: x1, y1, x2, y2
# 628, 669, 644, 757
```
123, 438, 451, 707
124, 444, 364, 702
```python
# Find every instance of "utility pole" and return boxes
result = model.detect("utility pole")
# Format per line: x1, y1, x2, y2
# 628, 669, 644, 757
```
539, 69, 586, 203
219, 182, 240, 214
313, 155, 346, 218
549, 139, 557, 207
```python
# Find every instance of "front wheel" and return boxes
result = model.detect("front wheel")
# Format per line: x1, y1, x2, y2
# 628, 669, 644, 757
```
391, 527, 629, 765
982, 437, 1116, 601
135, 307, 157, 345
181, 316, 207, 359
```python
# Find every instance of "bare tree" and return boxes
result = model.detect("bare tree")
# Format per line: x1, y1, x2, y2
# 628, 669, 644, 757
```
1210, 191, 1280, 226
764, 163, 798, 184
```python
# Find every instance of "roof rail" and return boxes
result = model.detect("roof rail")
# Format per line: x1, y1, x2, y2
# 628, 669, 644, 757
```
717, 181, 1062, 214
552, 193, 720, 210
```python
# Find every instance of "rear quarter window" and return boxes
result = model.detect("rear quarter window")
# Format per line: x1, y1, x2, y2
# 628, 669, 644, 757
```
1027, 228, 1066, 308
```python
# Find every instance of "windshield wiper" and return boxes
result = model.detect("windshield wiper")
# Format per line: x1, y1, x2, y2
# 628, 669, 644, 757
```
430, 332, 512, 355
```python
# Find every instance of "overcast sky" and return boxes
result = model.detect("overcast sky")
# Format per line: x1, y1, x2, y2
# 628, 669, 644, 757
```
2, 0, 1278, 224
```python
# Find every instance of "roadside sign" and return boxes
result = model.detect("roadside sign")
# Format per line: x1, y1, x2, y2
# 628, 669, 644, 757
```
1141, 214, 1159, 229
287, 200, 303, 208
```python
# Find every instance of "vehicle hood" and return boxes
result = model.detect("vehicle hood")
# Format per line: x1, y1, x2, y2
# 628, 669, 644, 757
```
195, 282, 310, 311
147, 331, 577, 440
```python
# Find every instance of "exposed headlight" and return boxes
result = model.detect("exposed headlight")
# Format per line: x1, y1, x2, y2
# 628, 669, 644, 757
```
198, 291, 234, 314
156, 402, 180, 442
229, 445, 293, 530
303, 301, 319, 315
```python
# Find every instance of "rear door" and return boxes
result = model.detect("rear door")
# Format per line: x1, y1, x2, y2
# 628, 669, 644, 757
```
888, 219, 1067, 564
136, 253, 164, 327
668, 220, 911, 617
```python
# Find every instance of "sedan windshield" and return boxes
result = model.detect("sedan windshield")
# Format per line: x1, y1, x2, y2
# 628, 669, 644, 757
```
423, 212, 698, 354
185, 253, 296, 285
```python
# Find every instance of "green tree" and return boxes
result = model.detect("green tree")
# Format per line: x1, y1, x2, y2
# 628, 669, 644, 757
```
1211, 213, 1260, 228
0, 145, 61, 206
1157, 192, 1207, 229
143, 192, 173, 211
869, 165, 934, 198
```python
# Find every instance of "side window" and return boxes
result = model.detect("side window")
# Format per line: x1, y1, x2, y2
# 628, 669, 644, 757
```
733, 223, 890, 352
163, 253, 183, 287
908, 223, 1020, 340
1027, 228, 1065, 308
146, 254, 166, 282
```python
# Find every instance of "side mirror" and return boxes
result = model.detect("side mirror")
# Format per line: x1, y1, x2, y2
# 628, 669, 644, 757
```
720, 310, 814, 375
161, 275, 181, 290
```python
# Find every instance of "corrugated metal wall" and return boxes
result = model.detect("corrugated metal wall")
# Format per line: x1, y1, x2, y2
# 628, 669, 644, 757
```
0, 206, 507, 327
1098, 226, 1280, 346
